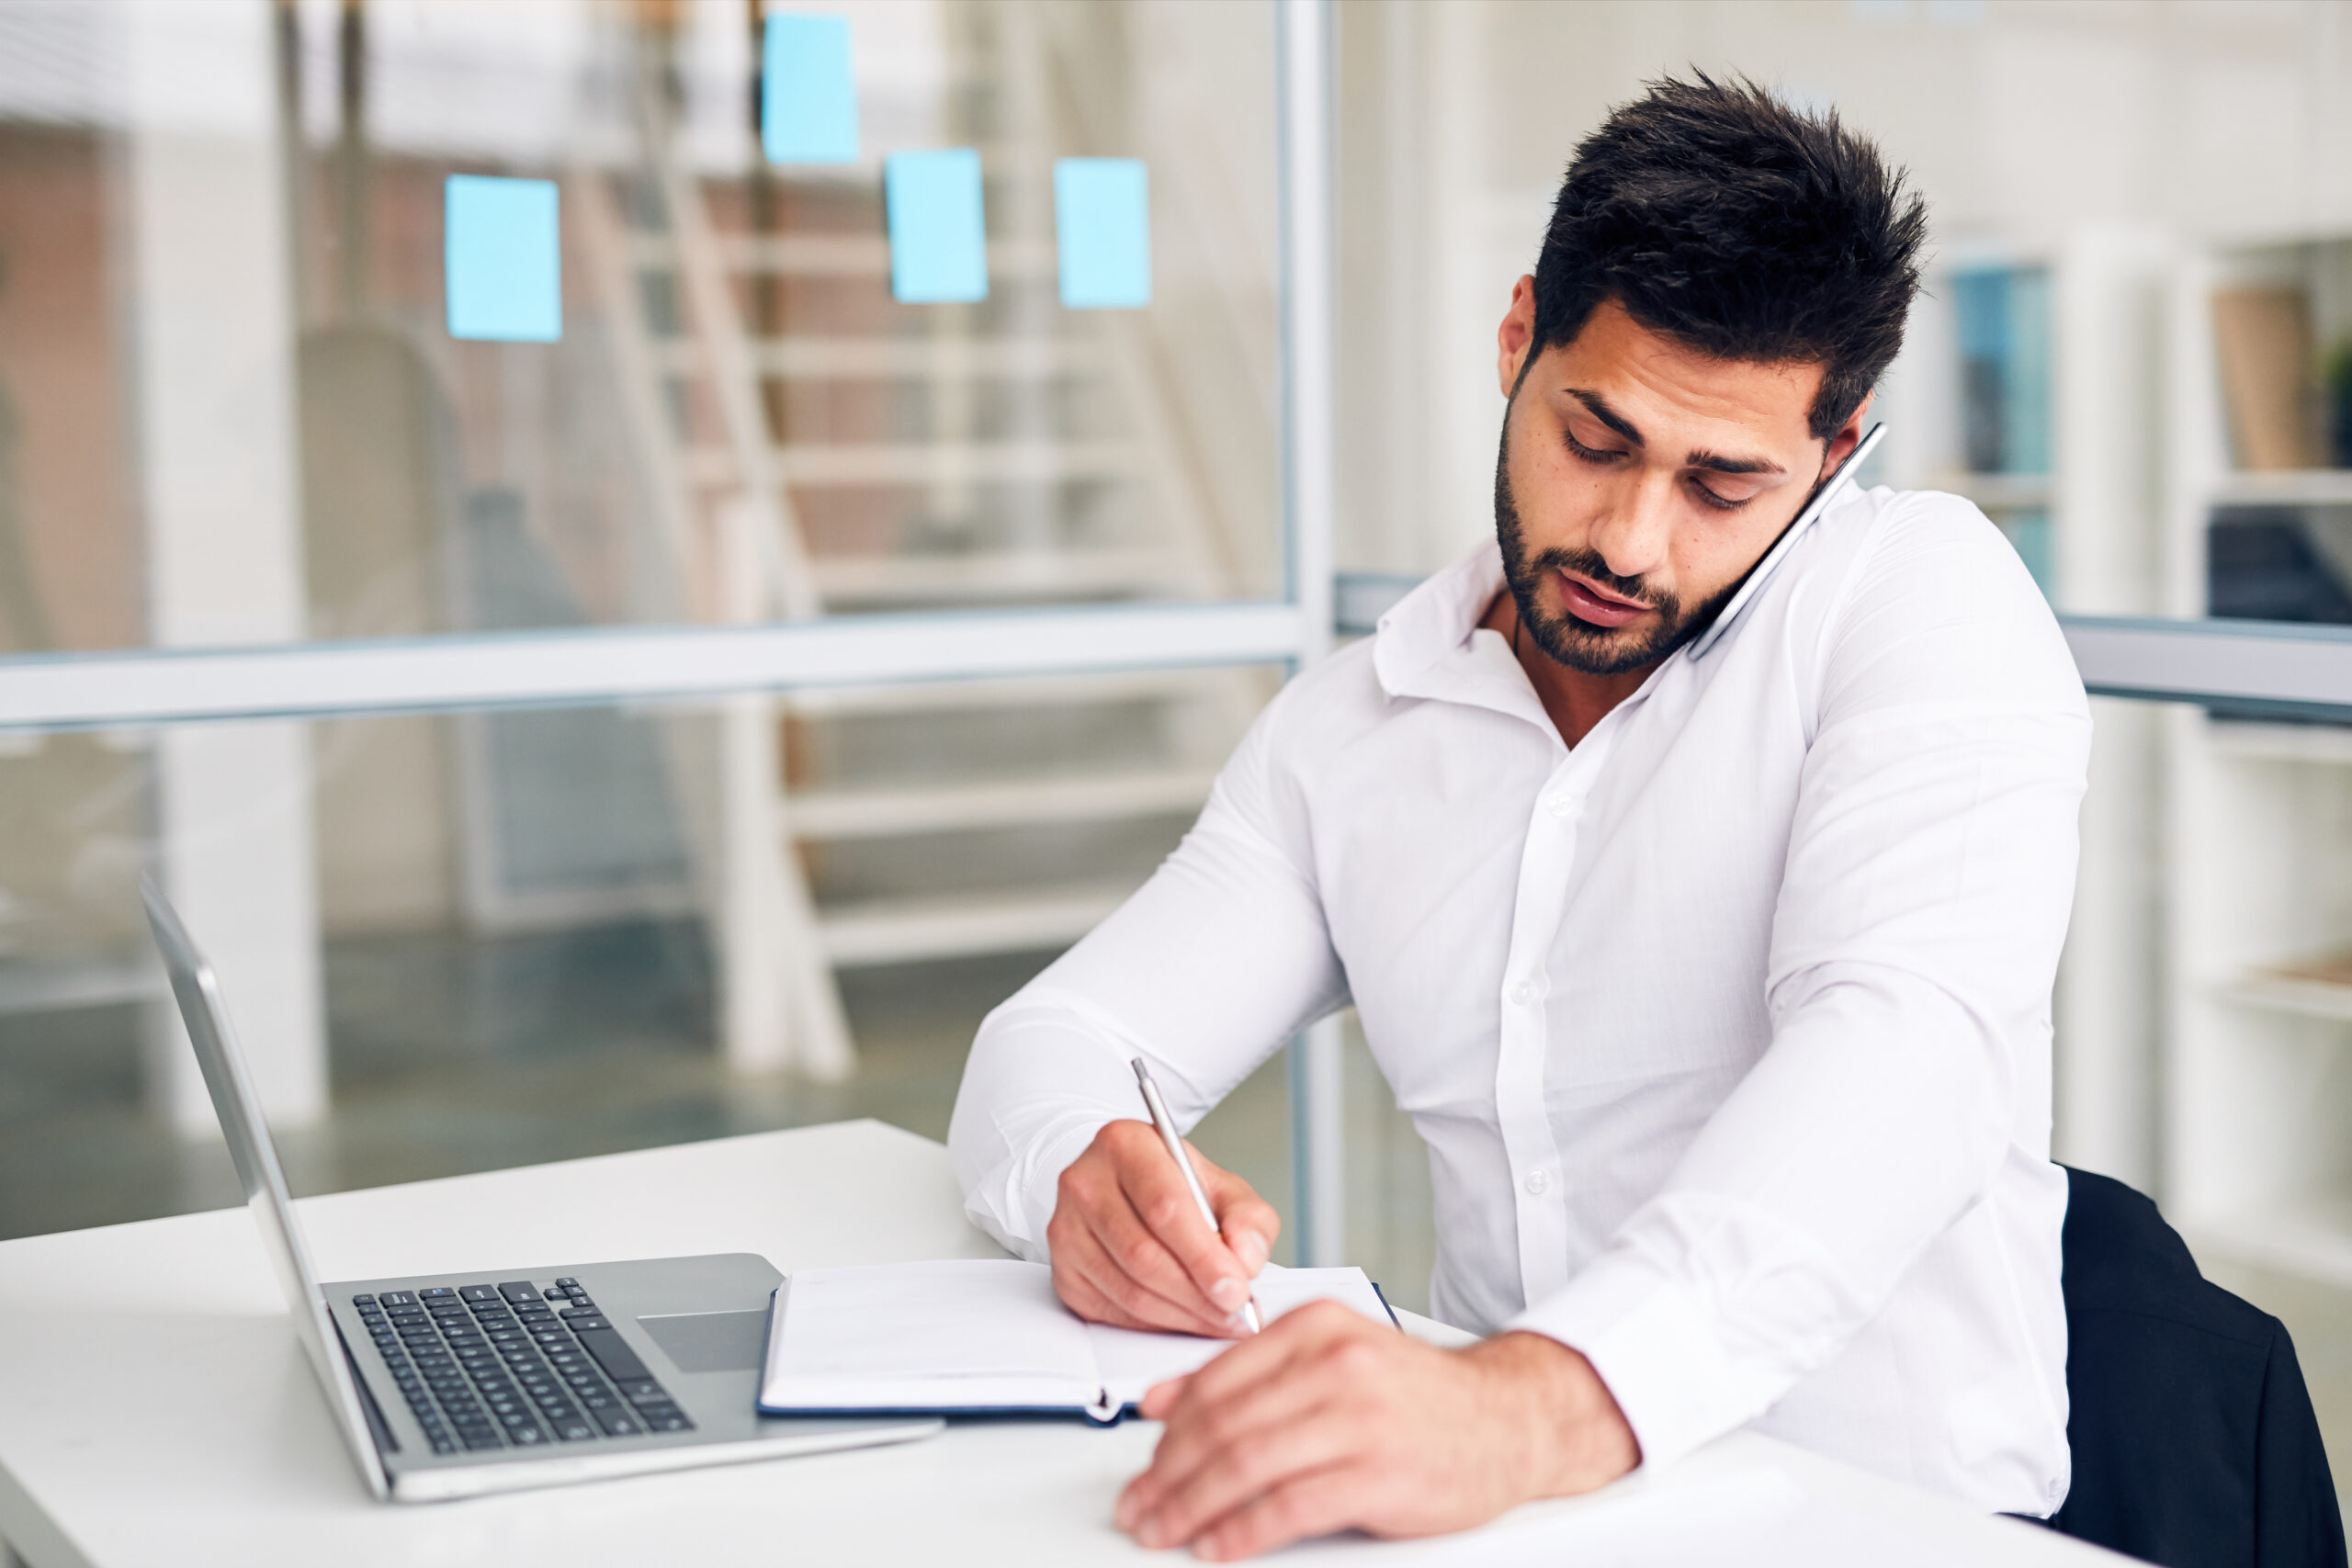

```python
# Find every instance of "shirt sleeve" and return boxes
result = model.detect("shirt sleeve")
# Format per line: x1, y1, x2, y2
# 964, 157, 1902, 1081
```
1507, 503, 2091, 1472
947, 679, 1351, 1260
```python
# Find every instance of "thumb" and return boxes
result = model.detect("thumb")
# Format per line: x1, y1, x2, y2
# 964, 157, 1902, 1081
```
1225, 1224, 1271, 1275
1199, 1158, 1277, 1275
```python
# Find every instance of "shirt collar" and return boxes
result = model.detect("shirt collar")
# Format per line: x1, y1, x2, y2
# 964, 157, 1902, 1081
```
1368, 537, 1569, 739
1371, 536, 1684, 745
1371, 537, 1510, 701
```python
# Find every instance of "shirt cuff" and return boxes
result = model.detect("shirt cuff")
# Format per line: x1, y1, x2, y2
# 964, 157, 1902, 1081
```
977, 1115, 1109, 1264
1506, 1255, 1777, 1475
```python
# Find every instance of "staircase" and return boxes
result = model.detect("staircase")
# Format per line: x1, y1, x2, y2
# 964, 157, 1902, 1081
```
582, 3, 1270, 1077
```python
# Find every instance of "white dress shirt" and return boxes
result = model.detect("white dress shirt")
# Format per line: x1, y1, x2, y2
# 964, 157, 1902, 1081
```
948, 485, 2090, 1517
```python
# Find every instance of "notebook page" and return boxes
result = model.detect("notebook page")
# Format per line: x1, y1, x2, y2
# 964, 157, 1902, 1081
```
760, 1258, 1101, 1412
1088, 1265, 1397, 1407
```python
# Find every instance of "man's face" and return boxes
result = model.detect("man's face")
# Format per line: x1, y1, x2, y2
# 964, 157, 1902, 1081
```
1493, 288, 1867, 675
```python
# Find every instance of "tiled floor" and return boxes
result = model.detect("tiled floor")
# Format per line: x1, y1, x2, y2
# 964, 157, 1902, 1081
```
2, 918, 2343, 1520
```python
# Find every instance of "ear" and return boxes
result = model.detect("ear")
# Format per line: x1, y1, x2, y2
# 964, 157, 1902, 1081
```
1818, 389, 1875, 480
1497, 276, 1537, 398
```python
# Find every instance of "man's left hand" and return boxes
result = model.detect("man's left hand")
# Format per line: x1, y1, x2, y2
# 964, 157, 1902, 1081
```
1113, 1302, 1641, 1560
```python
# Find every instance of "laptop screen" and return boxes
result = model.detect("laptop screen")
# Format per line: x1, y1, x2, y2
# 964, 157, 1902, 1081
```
141, 875, 389, 1498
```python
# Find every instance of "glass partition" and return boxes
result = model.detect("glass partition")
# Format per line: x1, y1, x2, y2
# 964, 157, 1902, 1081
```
0, 0, 1281, 660
0, 661, 1285, 1240
0, 0, 1334, 1293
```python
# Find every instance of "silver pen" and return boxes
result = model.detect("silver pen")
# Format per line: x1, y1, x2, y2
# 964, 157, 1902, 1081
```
1131, 1057, 1264, 1334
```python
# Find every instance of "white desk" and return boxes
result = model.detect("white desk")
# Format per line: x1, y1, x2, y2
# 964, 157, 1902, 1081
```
0, 1121, 2121, 1566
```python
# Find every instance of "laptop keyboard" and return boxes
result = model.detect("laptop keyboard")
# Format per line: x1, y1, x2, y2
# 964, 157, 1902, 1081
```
351, 1277, 695, 1455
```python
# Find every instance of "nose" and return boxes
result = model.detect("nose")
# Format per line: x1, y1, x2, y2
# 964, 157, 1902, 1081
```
1586, 469, 1677, 583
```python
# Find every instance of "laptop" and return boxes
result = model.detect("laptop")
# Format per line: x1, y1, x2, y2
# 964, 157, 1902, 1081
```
141, 876, 942, 1502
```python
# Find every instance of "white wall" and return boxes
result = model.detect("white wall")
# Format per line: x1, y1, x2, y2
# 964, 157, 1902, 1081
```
1336, 0, 2352, 577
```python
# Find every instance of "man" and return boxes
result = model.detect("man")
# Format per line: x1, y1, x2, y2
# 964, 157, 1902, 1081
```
949, 73, 2086, 1559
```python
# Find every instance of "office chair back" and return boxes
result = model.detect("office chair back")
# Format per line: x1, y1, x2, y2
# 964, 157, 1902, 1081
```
2050, 1166, 2346, 1568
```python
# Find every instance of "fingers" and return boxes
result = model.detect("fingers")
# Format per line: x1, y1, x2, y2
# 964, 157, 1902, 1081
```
1122, 1307, 1366, 1530
1157, 1300, 1358, 1417
1051, 1122, 1271, 1335
1115, 1309, 1592, 1558
1130, 1414, 1360, 1555
1126, 1384, 1356, 1549
1052, 1200, 1238, 1336
1051, 1253, 1159, 1334
1116, 1136, 1260, 1318
1190, 1464, 1368, 1562
1200, 1156, 1279, 1276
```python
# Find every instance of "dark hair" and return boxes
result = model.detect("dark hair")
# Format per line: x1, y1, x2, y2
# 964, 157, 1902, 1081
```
1531, 72, 1927, 441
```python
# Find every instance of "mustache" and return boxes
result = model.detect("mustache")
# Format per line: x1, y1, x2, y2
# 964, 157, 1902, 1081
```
1526, 547, 1661, 610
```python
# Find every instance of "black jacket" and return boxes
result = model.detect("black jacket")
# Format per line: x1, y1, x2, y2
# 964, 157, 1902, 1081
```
2049, 1167, 2346, 1568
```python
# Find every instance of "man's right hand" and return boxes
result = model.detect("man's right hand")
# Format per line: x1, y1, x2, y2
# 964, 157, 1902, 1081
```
1047, 1119, 1280, 1337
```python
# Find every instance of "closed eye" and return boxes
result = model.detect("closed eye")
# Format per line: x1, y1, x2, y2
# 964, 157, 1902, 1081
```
1687, 476, 1749, 513
1563, 427, 1627, 465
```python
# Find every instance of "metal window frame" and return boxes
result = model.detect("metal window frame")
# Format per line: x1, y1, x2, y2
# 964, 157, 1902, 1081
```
2059, 615, 2352, 721
0, 601, 1312, 731
1340, 573, 2352, 722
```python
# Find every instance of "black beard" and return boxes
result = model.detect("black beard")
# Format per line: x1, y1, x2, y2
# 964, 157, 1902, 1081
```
1491, 403, 1737, 677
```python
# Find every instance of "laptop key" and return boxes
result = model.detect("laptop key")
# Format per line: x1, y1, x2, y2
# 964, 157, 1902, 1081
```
553, 1416, 596, 1442
571, 1327, 650, 1383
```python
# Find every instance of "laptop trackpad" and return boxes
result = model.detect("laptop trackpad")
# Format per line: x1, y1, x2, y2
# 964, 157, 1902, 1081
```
638, 1310, 770, 1373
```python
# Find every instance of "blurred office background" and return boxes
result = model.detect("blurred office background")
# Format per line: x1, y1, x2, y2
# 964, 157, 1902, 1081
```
6, 0, 2352, 1512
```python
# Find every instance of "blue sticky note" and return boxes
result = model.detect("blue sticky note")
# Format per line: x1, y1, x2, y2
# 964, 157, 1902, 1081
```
445, 175, 561, 343
885, 150, 988, 304
1055, 159, 1150, 310
762, 14, 858, 164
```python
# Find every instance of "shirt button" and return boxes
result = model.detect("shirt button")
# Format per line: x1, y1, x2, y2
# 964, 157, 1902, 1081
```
1510, 980, 1533, 1005
1545, 795, 1574, 818
1524, 1169, 1551, 1195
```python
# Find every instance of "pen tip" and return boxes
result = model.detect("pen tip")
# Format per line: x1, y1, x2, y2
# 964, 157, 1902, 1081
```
1130, 1056, 1149, 1081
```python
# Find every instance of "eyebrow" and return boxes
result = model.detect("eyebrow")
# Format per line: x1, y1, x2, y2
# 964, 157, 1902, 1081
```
1566, 389, 1789, 478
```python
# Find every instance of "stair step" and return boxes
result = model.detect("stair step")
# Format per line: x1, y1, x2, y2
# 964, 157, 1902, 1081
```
656, 337, 1102, 381
810, 547, 1184, 604
687, 441, 1147, 489
817, 883, 1136, 966
786, 767, 1216, 840
783, 669, 1250, 719
630, 231, 1057, 280
0, 954, 165, 1017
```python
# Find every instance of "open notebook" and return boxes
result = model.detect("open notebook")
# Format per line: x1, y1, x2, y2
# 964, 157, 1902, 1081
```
759, 1259, 1396, 1425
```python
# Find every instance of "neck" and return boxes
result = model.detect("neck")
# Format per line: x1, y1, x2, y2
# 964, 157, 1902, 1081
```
1481, 592, 1654, 750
